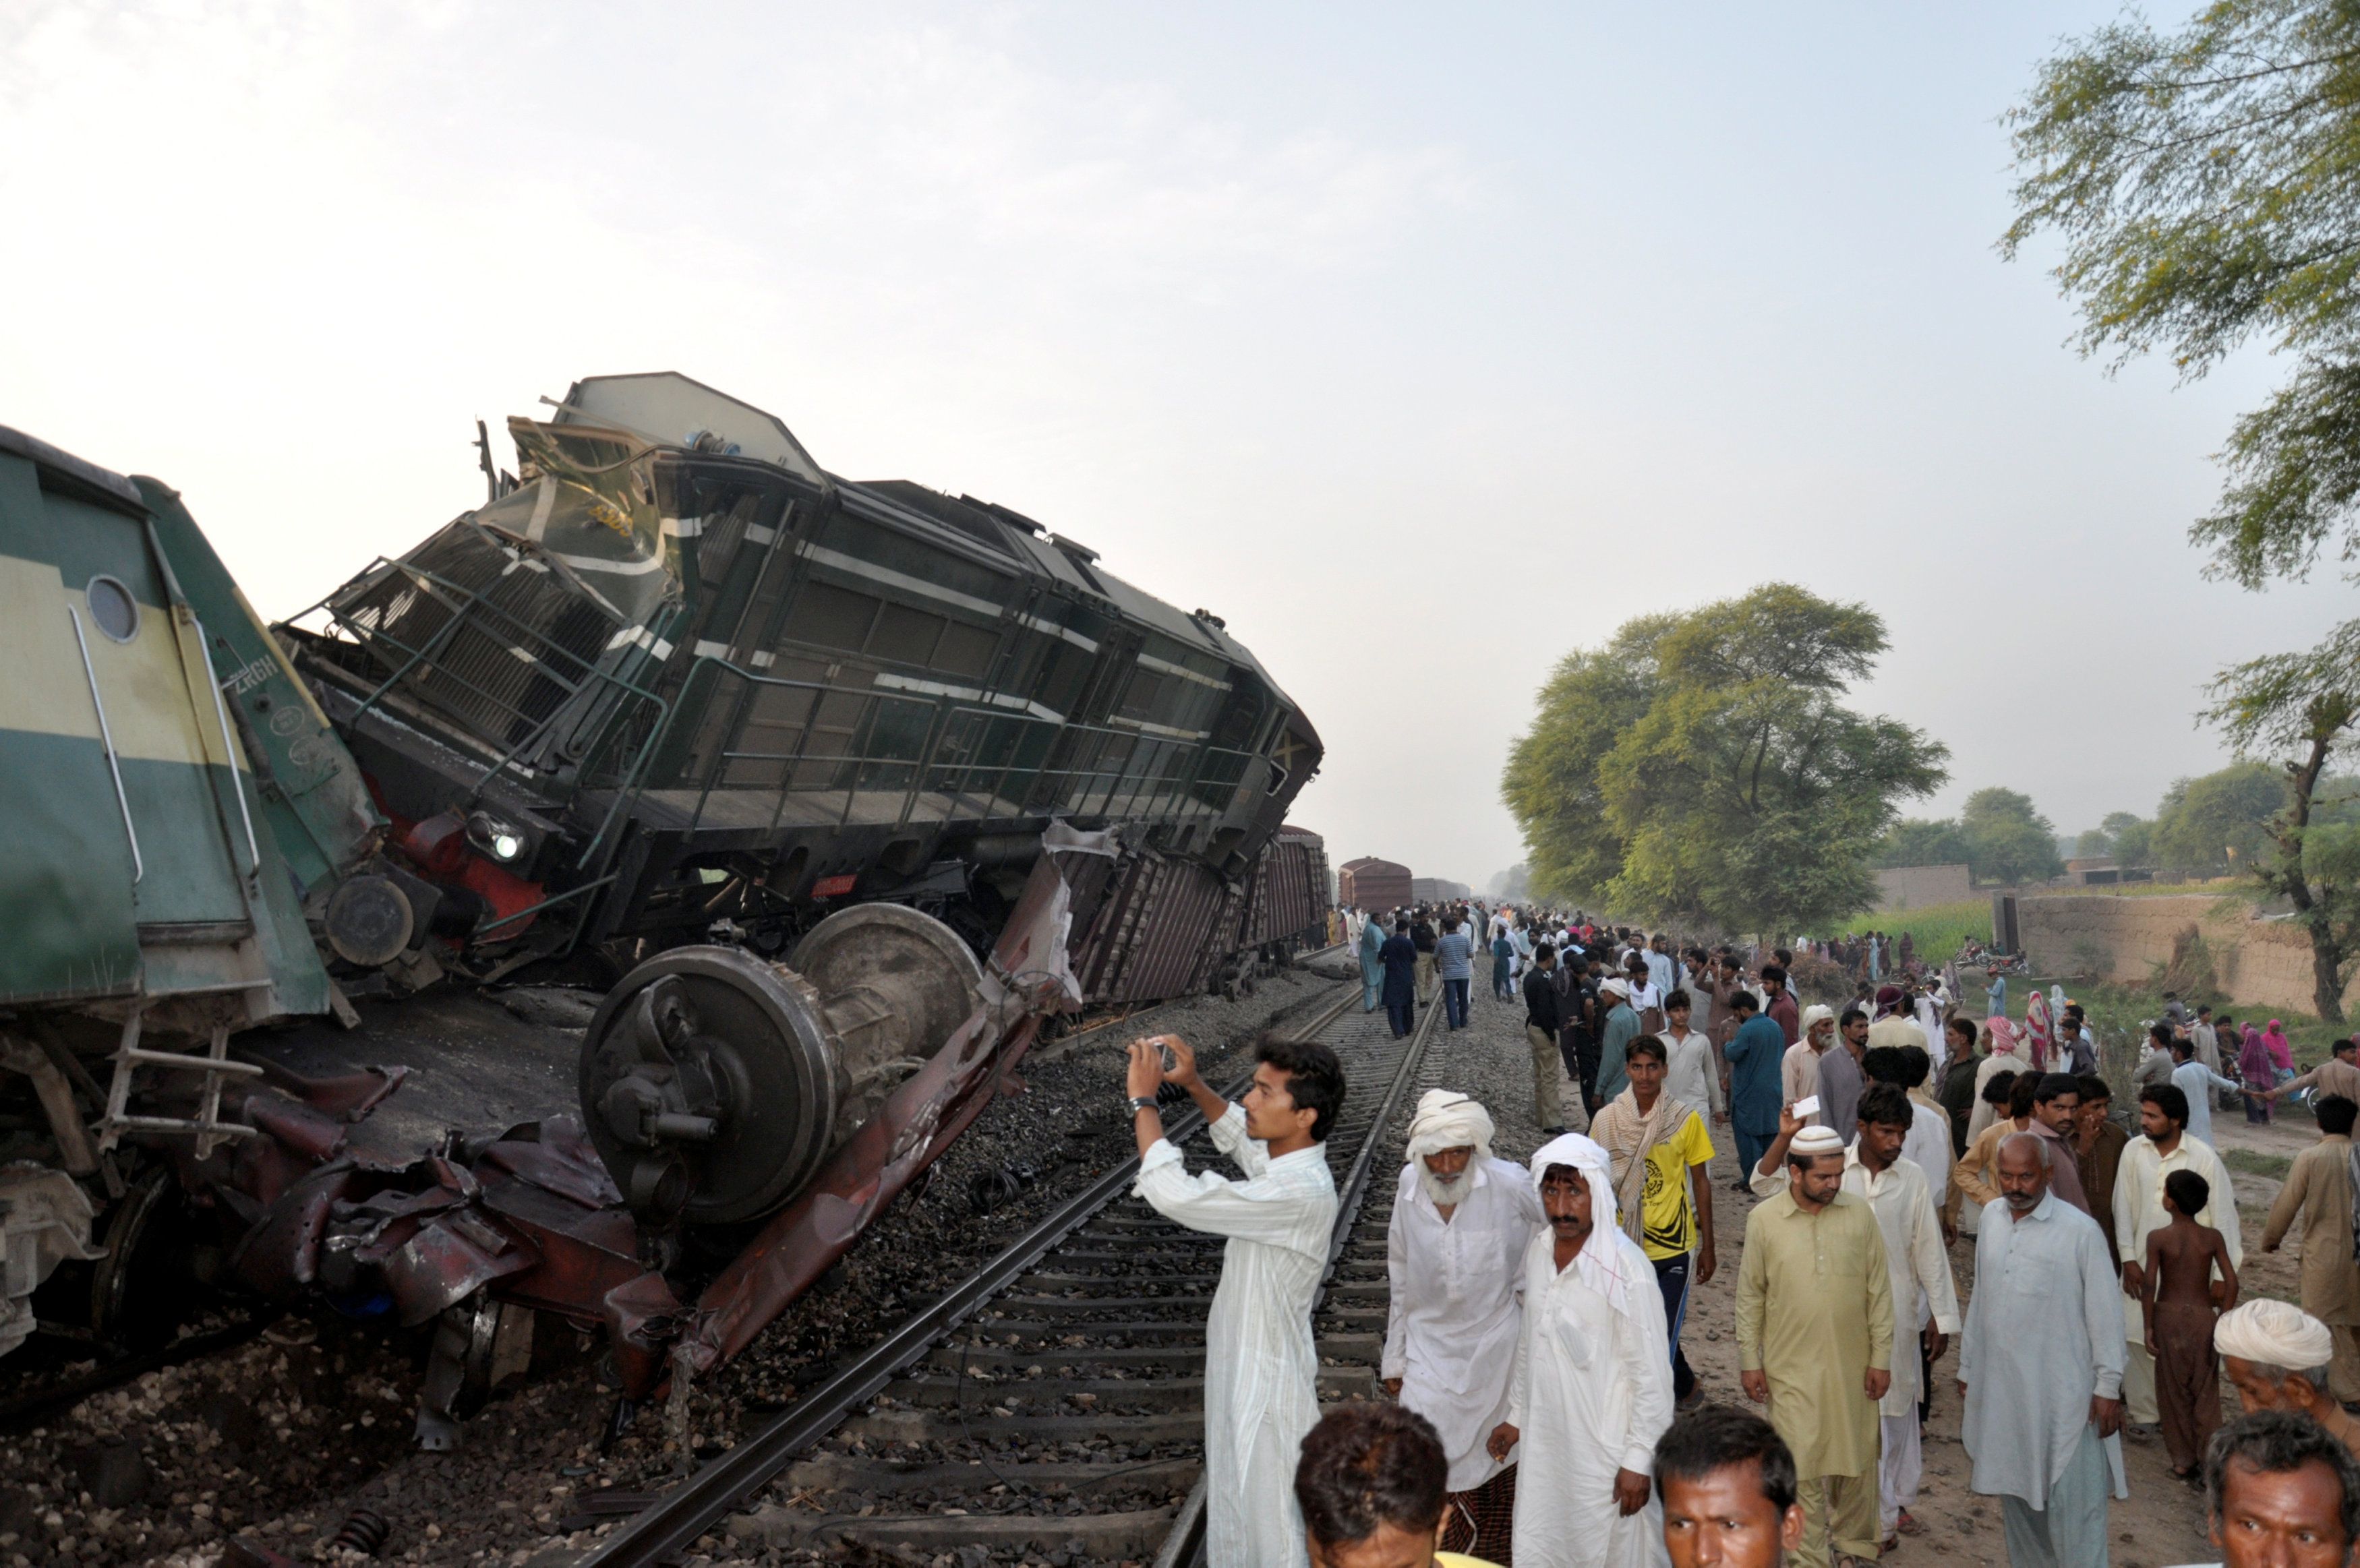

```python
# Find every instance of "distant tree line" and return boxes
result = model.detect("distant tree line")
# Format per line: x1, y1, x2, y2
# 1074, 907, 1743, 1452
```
1873, 764, 2338, 886
1876, 788, 2065, 886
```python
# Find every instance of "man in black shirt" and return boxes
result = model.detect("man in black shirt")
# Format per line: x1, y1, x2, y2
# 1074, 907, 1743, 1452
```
1380, 919, 1420, 1039
1557, 954, 1601, 1116
1411, 911, 1439, 1004
1525, 942, 1568, 1135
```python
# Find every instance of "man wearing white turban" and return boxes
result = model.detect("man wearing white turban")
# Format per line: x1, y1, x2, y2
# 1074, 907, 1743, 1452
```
2216, 1298, 2360, 1452
1783, 1006, 1836, 1128
1383, 1091, 1545, 1561
1489, 1133, 1675, 1568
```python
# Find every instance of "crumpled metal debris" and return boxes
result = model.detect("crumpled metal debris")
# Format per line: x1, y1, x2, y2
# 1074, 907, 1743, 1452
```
195, 831, 1098, 1429
0, 1164, 103, 1357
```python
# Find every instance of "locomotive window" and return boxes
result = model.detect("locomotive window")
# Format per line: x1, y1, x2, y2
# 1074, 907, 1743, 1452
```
792, 582, 881, 651
1117, 668, 1164, 720
870, 602, 945, 667
86, 575, 139, 643
933, 621, 998, 680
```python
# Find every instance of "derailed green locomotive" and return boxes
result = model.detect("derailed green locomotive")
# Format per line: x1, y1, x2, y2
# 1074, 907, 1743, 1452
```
281, 373, 1323, 990
0, 377, 1327, 1373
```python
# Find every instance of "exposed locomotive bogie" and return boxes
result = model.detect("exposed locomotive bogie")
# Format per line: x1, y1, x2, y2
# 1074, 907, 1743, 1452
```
578, 905, 984, 1226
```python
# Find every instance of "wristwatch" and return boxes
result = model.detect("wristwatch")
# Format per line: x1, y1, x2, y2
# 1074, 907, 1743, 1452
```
1127, 1095, 1160, 1114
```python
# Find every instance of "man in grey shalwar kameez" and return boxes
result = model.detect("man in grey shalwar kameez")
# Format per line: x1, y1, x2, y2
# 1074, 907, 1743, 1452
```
1358, 912, 1387, 1012
1956, 1133, 2126, 1568
1127, 1030, 1345, 1568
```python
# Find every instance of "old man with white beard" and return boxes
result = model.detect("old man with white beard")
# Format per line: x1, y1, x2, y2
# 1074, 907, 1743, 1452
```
1383, 1090, 1545, 1561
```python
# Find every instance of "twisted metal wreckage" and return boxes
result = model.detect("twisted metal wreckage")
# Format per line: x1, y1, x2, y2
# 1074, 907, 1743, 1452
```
0, 374, 1329, 1445
220, 826, 1096, 1445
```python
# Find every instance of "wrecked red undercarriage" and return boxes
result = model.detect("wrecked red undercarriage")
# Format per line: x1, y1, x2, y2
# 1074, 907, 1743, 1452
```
198, 832, 1090, 1446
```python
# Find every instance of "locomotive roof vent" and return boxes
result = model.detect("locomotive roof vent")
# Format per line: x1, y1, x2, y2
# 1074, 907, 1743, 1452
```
1049, 533, 1098, 564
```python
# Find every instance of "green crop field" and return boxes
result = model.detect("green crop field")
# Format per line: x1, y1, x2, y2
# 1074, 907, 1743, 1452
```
1870, 899, 1991, 962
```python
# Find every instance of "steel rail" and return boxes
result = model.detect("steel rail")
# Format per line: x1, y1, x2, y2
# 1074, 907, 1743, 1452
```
577, 979, 1363, 1568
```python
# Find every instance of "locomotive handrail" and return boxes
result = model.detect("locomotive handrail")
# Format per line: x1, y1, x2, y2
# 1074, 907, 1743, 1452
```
299, 548, 676, 803
67, 605, 144, 884
193, 616, 262, 876
297, 548, 680, 837
579, 656, 1267, 887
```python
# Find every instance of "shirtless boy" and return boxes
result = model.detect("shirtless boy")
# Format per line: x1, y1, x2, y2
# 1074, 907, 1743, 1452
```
2141, 1168, 2240, 1478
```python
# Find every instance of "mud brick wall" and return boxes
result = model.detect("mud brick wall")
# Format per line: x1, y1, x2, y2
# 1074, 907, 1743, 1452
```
2018, 893, 2342, 1015
1876, 864, 1972, 911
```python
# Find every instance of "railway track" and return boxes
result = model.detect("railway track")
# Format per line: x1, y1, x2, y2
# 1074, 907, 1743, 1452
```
579, 977, 1435, 1567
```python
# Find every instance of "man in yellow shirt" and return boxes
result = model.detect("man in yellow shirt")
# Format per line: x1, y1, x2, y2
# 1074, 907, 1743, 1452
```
1295, 1401, 1504, 1567
1592, 1033, 1719, 1404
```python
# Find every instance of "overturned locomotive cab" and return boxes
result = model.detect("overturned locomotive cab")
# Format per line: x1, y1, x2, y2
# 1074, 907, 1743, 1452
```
0, 382, 1330, 1430
274, 371, 1324, 1222
281, 371, 1322, 984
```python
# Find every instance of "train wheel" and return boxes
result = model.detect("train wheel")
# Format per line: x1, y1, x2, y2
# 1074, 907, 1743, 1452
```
578, 907, 982, 1228
579, 947, 839, 1228
786, 903, 984, 1069
90, 1166, 196, 1353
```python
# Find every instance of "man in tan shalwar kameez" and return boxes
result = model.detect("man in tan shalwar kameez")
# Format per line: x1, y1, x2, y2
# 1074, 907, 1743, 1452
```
1738, 1120, 1894, 1568
2259, 1092, 2360, 1402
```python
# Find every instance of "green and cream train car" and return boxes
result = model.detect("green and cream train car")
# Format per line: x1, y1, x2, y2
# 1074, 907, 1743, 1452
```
0, 425, 378, 1353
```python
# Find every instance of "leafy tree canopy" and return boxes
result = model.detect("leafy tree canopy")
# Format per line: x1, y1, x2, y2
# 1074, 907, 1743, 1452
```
2151, 760, 2289, 872
1877, 818, 1970, 869
2005, 0, 2360, 591
1962, 787, 2068, 884
1502, 584, 1947, 935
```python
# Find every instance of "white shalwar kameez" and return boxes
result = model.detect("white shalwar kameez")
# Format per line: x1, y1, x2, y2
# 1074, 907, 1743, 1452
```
1918, 995, 1949, 1073
1133, 1104, 1336, 1568
1510, 1135, 1675, 1568
1847, 1147, 1961, 1537
1384, 1157, 1545, 1490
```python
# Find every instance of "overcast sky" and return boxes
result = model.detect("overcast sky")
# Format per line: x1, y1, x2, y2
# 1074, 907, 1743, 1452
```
6, 1, 2342, 891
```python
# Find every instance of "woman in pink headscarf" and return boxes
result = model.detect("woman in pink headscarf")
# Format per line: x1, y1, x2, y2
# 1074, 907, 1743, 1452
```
2023, 988, 2052, 1073
2241, 1021, 2277, 1124
1967, 1017, 2021, 1144
2264, 1019, 2294, 1077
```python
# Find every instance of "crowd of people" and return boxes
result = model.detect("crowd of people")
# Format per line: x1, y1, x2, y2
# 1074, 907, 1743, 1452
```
1125, 911, 2360, 1566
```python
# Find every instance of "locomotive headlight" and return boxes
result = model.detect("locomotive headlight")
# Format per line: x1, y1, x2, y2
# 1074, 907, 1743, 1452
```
467, 811, 526, 863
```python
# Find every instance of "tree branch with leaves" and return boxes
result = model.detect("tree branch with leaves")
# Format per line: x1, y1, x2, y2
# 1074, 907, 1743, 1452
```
2204, 631, 2360, 1019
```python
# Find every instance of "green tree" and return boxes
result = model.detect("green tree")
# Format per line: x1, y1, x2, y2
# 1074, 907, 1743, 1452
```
1501, 584, 1947, 935
2150, 762, 2290, 874
1960, 787, 2066, 884
2005, 3, 2360, 590
2205, 630, 2360, 1019
2101, 810, 2155, 868
1878, 818, 1970, 868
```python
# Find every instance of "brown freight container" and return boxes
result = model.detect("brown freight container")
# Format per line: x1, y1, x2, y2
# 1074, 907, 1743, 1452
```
1241, 825, 1332, 951
1337, 856, 1412, 913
